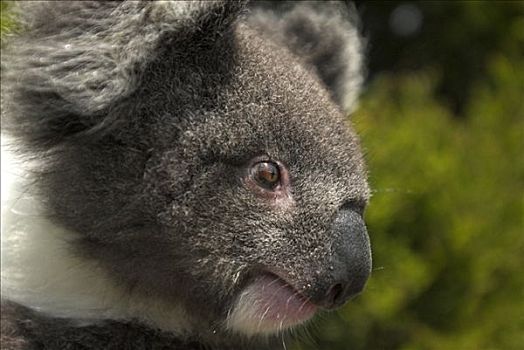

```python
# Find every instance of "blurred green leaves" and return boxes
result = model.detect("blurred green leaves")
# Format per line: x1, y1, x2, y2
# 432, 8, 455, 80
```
354, 0, 524, 115
296, 42, 523, 350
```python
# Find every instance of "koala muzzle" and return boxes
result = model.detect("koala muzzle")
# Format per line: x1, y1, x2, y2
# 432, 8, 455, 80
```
311, 207, 372, 309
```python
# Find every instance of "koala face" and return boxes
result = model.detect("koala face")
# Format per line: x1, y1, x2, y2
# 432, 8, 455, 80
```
2, 0, 371, 341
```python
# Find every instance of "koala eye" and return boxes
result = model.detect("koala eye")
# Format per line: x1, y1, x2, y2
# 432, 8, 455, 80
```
250, 161, 281, 190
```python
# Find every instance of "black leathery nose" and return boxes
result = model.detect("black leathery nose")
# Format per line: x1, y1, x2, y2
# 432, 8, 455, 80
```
309, 205, 372, 309
319, 273, 369, 309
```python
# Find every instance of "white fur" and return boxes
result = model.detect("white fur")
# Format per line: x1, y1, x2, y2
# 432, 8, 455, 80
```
225, 280, 308, 336
226, 286, 274, 336
5, 1, 237, 114
1, 143, 192, 334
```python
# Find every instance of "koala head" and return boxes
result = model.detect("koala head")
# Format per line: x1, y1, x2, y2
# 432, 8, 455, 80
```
2, 0, 371, 343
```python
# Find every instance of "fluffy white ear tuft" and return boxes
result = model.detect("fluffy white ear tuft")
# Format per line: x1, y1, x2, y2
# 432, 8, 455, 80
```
2, 1, 247, 149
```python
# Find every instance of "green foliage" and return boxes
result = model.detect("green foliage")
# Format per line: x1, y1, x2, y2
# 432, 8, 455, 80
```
354, 0, 524, 114
294, 48, 524, 350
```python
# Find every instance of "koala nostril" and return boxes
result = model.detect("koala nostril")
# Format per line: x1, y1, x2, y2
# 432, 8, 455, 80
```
325, 283, 344, 308
318, 275, 368, 309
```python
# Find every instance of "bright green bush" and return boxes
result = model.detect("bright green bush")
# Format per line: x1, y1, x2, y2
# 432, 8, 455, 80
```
294, 55, 523, 350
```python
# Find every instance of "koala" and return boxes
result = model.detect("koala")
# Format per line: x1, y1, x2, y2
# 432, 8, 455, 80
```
0, 1, 371, 349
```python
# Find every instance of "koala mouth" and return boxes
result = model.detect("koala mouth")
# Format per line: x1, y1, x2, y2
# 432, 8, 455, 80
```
226, 273, 317, 335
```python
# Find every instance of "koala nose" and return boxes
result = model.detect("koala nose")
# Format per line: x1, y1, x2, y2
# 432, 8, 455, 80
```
318, 269, 369, 309
309, 206, 372, 309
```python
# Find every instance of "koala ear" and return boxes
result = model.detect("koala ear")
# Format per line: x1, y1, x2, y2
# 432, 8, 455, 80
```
247, 1, 365, 113
2, 1, 246, 149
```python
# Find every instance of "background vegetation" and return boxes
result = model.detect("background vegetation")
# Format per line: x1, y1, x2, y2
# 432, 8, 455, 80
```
2, 1, 523, 350
295, 2, 523, 349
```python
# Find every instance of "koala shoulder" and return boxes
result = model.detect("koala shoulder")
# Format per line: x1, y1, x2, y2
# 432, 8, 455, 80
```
1, 301, 34, 350
0, 300, 200, 350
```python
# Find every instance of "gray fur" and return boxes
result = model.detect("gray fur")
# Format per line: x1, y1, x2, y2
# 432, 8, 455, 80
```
1, 1, 370, 349
248, 1, 365, 112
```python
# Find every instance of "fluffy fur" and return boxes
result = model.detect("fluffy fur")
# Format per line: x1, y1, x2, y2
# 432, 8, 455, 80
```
248, 1, 364, 112
1, 1, 371, 349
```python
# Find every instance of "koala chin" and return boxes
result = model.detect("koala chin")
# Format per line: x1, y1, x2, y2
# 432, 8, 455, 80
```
1, 1, 371, 349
